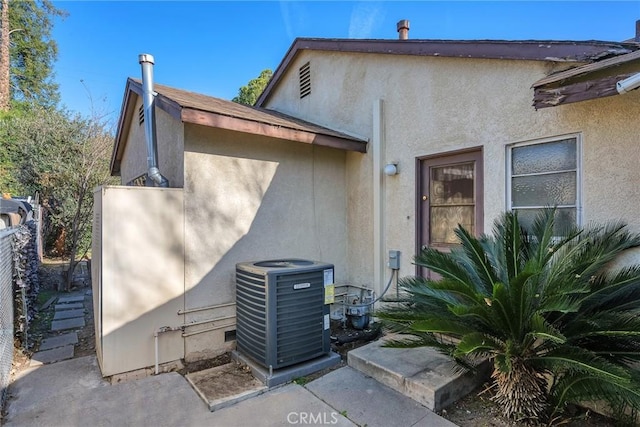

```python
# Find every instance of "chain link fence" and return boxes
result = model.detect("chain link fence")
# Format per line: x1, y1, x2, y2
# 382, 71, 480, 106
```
0, 219, 39, 410
0, 228, 17, 406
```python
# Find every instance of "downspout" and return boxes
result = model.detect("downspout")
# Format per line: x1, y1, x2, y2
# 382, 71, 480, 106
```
138, 54, 169, 187
372, 99, 385, 299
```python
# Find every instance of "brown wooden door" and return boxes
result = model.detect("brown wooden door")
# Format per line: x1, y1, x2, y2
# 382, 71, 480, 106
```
417, 149, 484, 276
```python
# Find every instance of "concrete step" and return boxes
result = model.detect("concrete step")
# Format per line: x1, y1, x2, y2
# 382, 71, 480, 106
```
53, 309, 85, 321
39, 332, 78, 351
51, 317, 85, 332
29, 345, 74, 367
347, 335, 490, 412
306, 366, 457, 427
57, 295, 85, 304
54, 302, 84, 311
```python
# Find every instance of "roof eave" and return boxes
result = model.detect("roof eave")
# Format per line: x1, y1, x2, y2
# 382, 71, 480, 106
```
533, 72, 637, 109
256, 38, 639, 107
111, 78, 141, 175
532, 49, 640, 109
181, 107, 367, 153
111, 78, 367, 172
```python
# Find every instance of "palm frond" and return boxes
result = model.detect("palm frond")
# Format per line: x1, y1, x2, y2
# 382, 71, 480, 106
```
413, 248, 485, 294
534, 346, 630, 383
455, 332, 502, 356
578, 267, 640, 314
454, 225, 499, 293
528, 312, 566, 346
409, 317, 476, 336
550, 372, 640, 417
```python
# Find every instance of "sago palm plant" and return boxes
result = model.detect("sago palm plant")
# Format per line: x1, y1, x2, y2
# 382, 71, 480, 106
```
377, 209, 640, 423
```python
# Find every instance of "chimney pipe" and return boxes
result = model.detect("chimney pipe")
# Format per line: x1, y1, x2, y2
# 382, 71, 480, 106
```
397, 20, 410, 40
138, 54, 169, 188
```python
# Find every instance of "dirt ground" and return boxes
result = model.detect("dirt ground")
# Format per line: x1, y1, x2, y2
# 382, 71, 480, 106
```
440, 382, 618, 427
10, 263, 622, 426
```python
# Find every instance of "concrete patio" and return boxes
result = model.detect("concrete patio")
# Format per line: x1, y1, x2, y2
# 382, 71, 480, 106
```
4, 283, 489, 427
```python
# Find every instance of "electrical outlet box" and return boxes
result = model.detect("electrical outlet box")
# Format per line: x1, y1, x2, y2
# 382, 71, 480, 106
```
388, 250, 400, 270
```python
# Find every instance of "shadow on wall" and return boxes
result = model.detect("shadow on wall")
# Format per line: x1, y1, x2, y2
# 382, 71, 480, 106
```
94, 131, 350, 375
93, 186, 186, 376
179, 130, 349, 361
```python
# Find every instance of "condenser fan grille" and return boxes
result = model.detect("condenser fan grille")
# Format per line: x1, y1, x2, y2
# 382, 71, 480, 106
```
235, 259, 332, 369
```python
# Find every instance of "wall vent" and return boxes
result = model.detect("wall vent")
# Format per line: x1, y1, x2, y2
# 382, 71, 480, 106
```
138, 105, 144, 125
127, 173, 147, 187
224, 330, 236, 342
299, 62, 311, 99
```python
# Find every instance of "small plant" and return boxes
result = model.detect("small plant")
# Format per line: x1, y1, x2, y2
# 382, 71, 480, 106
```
293, 376, 310, 386
378, 209, 640, 423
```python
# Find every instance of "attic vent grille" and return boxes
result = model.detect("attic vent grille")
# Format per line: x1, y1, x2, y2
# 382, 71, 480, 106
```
299, 62, 311, 99
138, 105, 144, 125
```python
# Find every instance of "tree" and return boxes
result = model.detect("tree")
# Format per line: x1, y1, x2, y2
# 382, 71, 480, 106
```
232, 69, 272, 106
0, 0, 9, 111
0, 0, 66, 111
3, 107, 116, 289
377, 209, 640, 423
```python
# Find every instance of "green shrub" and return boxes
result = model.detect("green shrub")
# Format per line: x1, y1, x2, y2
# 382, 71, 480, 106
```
377, 209, 640, 423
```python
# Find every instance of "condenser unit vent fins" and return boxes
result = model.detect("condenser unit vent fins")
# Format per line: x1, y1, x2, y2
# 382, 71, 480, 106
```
235, 259, 332, 370
299, 62, 311, 99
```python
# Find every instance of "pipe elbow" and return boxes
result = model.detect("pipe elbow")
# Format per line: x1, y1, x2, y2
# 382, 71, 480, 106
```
148, 167, 169, 188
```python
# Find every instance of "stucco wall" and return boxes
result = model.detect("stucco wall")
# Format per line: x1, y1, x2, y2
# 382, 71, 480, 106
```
265, 50, 640, 288
93, 186, 185, 376
182, 125, 348, 361
119, 96, 185, 187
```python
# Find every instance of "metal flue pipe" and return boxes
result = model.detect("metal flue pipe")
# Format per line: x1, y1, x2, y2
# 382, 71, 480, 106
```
138, 54, 169, 187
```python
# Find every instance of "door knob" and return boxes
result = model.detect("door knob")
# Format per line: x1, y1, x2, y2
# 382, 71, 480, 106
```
422, 195, 428, 201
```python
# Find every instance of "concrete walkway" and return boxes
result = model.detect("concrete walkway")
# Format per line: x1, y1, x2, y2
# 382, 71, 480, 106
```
4, 354, 457, 427
7, 277, 471, 426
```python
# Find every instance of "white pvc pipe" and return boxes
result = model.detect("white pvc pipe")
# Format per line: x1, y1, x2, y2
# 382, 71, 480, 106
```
154, 331, 159, 375
153, 326, 182, 375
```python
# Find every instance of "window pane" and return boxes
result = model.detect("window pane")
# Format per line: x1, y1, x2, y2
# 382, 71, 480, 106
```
430, 206, 475, 244
512, 172, 576, 207
430, 163, 474, 205
514, 208, 576, 234
512, 139, 576, 175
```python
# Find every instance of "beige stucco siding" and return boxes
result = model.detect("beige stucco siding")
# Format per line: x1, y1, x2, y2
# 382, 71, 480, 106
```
119, 97, 185, 187
265, 51, 640, 286
93, 186, 185, 376
182, 125, 348, 360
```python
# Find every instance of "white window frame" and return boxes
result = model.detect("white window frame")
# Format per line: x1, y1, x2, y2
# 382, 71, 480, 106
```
506, 133, 582, 227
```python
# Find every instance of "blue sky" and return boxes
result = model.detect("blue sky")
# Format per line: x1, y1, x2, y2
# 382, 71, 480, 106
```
51, 1, 640, 125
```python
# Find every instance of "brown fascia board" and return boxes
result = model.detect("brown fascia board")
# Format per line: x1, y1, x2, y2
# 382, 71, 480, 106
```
532, 48, 640, 109
180, 107, 366, 152
111, 79, 138, 175
532, 49, 640, 88
256, 37, 639, 107
533, 72, 637, 109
